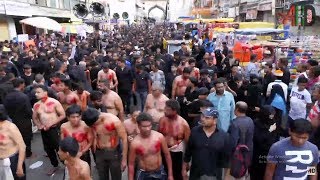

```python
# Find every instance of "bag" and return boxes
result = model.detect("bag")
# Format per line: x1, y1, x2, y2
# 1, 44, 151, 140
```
230, 127, 251, 178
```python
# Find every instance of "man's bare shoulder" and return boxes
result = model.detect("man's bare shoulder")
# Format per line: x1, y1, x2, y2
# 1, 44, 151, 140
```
178, 116, 190, 127
101, 112, 121, 123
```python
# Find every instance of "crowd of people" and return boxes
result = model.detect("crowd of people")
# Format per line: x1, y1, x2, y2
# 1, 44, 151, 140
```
0, 23, 319, 180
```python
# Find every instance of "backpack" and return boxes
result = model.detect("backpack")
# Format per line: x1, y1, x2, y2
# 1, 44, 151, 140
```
230, 126, 251, 178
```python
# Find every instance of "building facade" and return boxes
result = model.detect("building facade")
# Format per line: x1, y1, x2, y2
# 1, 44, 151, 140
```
0, 0, 76, 41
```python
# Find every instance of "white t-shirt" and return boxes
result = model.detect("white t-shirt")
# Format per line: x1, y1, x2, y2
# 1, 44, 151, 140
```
289, 87, 312, 120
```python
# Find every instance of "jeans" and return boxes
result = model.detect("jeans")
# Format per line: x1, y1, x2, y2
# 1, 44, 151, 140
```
136, 165, 167, 180
40, 126, 59, 167
95, 148, 121, 180
137, 91, 148, 111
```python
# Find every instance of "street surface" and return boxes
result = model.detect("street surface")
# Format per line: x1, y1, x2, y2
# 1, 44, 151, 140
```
25, 132, 128, 180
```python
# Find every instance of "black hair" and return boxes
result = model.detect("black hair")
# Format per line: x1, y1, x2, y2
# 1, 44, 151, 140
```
307, 59, 318, 67
136, 112, 153, 125
165, 99, 180, 112
34, 84, 48, 92
183, 67, 192, 74
289, 118, 313, 135
59, 137, 79, 157
297, 76, 308, 84
312, 66, 320, 77
82, 107, 100, 127
61, 78, 72, 88
0, 104, 8, 121
102, 62, 110, 69
12, 78, 25, 88
188, 58, 196, 64
213, 77, 226, 86
199, 100, 213, 108
189, 77, 198, 86
66, 105, 82, 117
90, 91, 103, 101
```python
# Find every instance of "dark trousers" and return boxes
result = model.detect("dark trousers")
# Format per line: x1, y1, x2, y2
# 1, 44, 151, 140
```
95, 148, 121, 180
163, 151, 183, 180
119, 91, 132, 114
137, 91, 148, 111
14, 122, 32, 158
136, 165, 167, 180
22, 135, 32, 158
41, 126, 59, 167
10, 153, 26, 180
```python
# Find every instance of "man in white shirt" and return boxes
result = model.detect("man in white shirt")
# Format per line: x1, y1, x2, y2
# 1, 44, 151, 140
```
266, 70, 288, 101
289, 76, 312, 121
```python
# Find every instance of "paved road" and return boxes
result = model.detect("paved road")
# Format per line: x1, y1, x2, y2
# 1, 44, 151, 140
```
25, 132, 128, 180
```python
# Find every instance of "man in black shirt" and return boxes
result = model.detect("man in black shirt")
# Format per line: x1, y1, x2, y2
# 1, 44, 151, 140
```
115, 59, 134, 114
183, 107, 232, 180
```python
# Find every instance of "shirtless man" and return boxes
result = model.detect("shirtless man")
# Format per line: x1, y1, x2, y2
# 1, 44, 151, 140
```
188, 59, 200, 80
158, 100, 190, 180
57, 79, 80, 111
82, 108, 127, 180
75, 83, 90, 111
61, 105, 93, 166
128, 112, 173, 180
97, 79, 124, 122
32, 84, 66, 175
97, 62, 118, 91
0, 105, 26, 180
144, 83, 169, 130
124, 106, 140, 143
58, 137, 91, 180
172, 67, 191, 100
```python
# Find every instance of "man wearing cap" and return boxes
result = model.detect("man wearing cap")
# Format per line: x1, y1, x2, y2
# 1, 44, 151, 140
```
263, 50, 273, 64
182, 107, 232, 180
266, 69, 288, 101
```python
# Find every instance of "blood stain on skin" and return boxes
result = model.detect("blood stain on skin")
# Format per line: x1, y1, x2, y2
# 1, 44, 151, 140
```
34, 104, 40, 111
154, 140, 161, 152
46, 101, 55, 107
135, 146, 145, 156
72, 132, 88, 142
62, 128, 69, 138
0, 134, 5, 141
105, 123, 115, 131
110, 135, 117, 147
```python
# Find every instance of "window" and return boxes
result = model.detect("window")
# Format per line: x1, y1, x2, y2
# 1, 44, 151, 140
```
64, 0, 71, 9
35, 0, 47, 6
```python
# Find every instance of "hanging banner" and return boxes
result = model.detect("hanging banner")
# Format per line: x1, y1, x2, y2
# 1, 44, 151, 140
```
246, 9, 258, 20
304, 4, 315, 26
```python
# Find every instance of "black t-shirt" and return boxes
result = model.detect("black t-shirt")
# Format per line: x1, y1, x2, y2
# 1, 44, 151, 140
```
22, 73, 35, 86
134, 71, 150, 92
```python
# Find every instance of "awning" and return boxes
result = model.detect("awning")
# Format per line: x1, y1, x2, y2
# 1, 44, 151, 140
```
20, 17, 62, 31
235, 28, 286, 35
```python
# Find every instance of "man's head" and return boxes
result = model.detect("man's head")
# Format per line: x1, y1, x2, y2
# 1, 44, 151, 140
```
235, 101, 248, 116
200, 107, 219, 128
130, 106, 141, 122
289, 119, 313, 147
34, 84, 48, 100
97, 79, 110, 93
164, 100, 180, 119
297, 76, 308, 91
312, 83, 320, 101
89, 91, 103, 108
102, 63, 110, 73
58, 137, 79, 161
182, 67, 192, 80
151, 83, 163, 98
35, 74, 45, 85
198, 87, 209, 100
12, 78, 25, 91
277, 58, 288, 69
199, 99, 214, 112
136, 112, 153, 137
66, 105, 82, 127
297, 63, 308, 73
23, 64, 32, 74
214, 78, 225, 95
188, 59, 196, 68
60, 78, 72, 92
82, 107, 101, 127
250, 54, 257, 62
